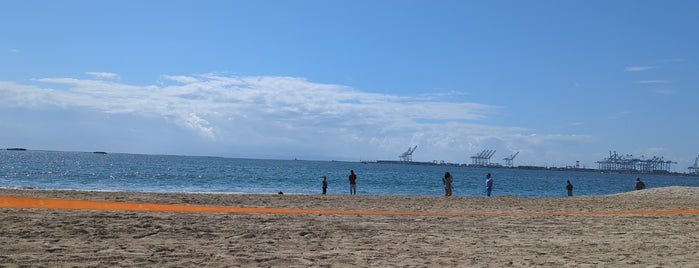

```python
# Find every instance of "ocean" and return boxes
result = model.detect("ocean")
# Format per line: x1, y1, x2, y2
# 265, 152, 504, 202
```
1, 150, 698, 197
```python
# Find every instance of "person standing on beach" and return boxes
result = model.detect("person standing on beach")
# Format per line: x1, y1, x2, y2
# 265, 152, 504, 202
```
566, 180, 573, 197
348, 170, 357, 195
443, 172, 453, 197
322, 176, 328, 195
485, 173, 493, 197
634, 177, 645, 190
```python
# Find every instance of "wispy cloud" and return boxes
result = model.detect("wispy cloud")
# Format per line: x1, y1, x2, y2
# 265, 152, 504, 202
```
162, 75, 200, 84
652, 88, 675, 95
638, 80, 668, 84
86, 72, 120, 80
10, 48, 20, 53
624, 66, 655, 72
0, 74, 593, 161
658, 58, 686, 63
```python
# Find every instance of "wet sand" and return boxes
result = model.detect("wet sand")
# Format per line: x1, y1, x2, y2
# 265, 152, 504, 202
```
1, 187, 697, 267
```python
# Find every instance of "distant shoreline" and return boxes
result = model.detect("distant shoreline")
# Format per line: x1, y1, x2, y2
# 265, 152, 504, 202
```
367, 160, 699, 177
3, 149, 698, 176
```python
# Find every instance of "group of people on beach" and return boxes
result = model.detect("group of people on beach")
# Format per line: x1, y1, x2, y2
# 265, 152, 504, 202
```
322, 170, 496, 196
442, 172, 493, 197
565, 177, 645, 197
321, 170, 357, 195
320, 170, 647, 197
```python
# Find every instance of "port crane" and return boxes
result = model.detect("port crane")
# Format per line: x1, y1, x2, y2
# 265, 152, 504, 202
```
503, 151, 520, 167
690, 155, 699, 175
399, 145, 418, 162
471, 149, 496, 166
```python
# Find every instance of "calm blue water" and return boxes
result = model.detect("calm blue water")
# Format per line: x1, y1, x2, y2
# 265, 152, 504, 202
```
1, 150, 698, 197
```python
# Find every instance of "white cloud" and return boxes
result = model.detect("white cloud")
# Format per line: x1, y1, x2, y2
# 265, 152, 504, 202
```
638, 80, 668, 84
10, 48, 20, 53
0, 74, 594, 162
162, 75, 199, 84
86, 72, 120, 80
624, 66, 654, 72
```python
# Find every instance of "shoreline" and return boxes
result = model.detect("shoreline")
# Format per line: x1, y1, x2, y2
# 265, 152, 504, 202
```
1, 186, 699, 211
2, 185, 698, 197
3, 185, 698, 197
1, 187, 698, 267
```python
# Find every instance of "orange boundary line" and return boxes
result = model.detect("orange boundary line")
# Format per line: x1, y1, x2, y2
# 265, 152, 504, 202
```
1, 195, 698, 217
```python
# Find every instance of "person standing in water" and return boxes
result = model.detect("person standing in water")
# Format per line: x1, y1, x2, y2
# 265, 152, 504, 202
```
348, 170, 357, 195
485, 173, 494, 197
443, 172, 453, 197
322, 176, 328, 195
566, 180, 574, 197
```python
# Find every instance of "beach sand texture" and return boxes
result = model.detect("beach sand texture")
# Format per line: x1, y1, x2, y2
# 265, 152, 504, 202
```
1, 187, 697, 267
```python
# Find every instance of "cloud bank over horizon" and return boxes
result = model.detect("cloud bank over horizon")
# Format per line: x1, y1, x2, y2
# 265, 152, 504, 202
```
0, 73, 594, 164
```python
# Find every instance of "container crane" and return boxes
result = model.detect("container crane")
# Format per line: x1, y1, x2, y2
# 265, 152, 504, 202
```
399, 145, 418, 162
503, 151, 519, 167
689, 155, 699, 175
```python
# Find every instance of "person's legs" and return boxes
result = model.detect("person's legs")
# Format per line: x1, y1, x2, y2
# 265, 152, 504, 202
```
486, 188, 492, 197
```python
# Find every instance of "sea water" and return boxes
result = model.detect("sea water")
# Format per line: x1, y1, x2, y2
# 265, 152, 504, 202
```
1, 150, 698, 197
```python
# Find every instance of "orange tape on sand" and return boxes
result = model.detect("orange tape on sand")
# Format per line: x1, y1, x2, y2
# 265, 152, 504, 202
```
1, 195, 698, 217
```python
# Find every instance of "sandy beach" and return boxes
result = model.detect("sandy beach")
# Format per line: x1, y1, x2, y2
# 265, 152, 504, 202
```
1, 187, 697, 267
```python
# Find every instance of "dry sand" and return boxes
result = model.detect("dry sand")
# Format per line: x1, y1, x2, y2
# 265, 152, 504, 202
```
0, 187, 697, 267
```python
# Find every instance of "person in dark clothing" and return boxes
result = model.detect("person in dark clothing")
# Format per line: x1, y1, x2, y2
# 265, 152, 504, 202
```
634, 177, 645, 190
485, 173, 493, 197
566, 180, 573, 197
322, 176, 328, 195
348, 170, 357, 195
442, 172, 453, 197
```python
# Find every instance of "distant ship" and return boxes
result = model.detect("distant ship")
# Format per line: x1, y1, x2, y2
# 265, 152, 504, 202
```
93, 151, 108, 154
6, 148, 27, 151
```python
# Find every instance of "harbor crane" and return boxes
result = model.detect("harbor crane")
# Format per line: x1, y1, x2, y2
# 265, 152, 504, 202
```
399, 145, 418, 162
503, 151, 520, 167
471, 149, 496, 166
597, 150, 676, 173
689, 155, 699, 175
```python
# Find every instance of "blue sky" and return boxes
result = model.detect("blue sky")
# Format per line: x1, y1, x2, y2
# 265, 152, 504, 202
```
1, 1, 698, 171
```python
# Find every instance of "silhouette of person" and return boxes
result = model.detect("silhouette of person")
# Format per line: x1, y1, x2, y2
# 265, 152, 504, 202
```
348, 170, 357, 195
634, 177, 645, 190
443, 172, 453, 196
322, 176, 328, 195
485, 173, 493, 197
566, 180, 573, 197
